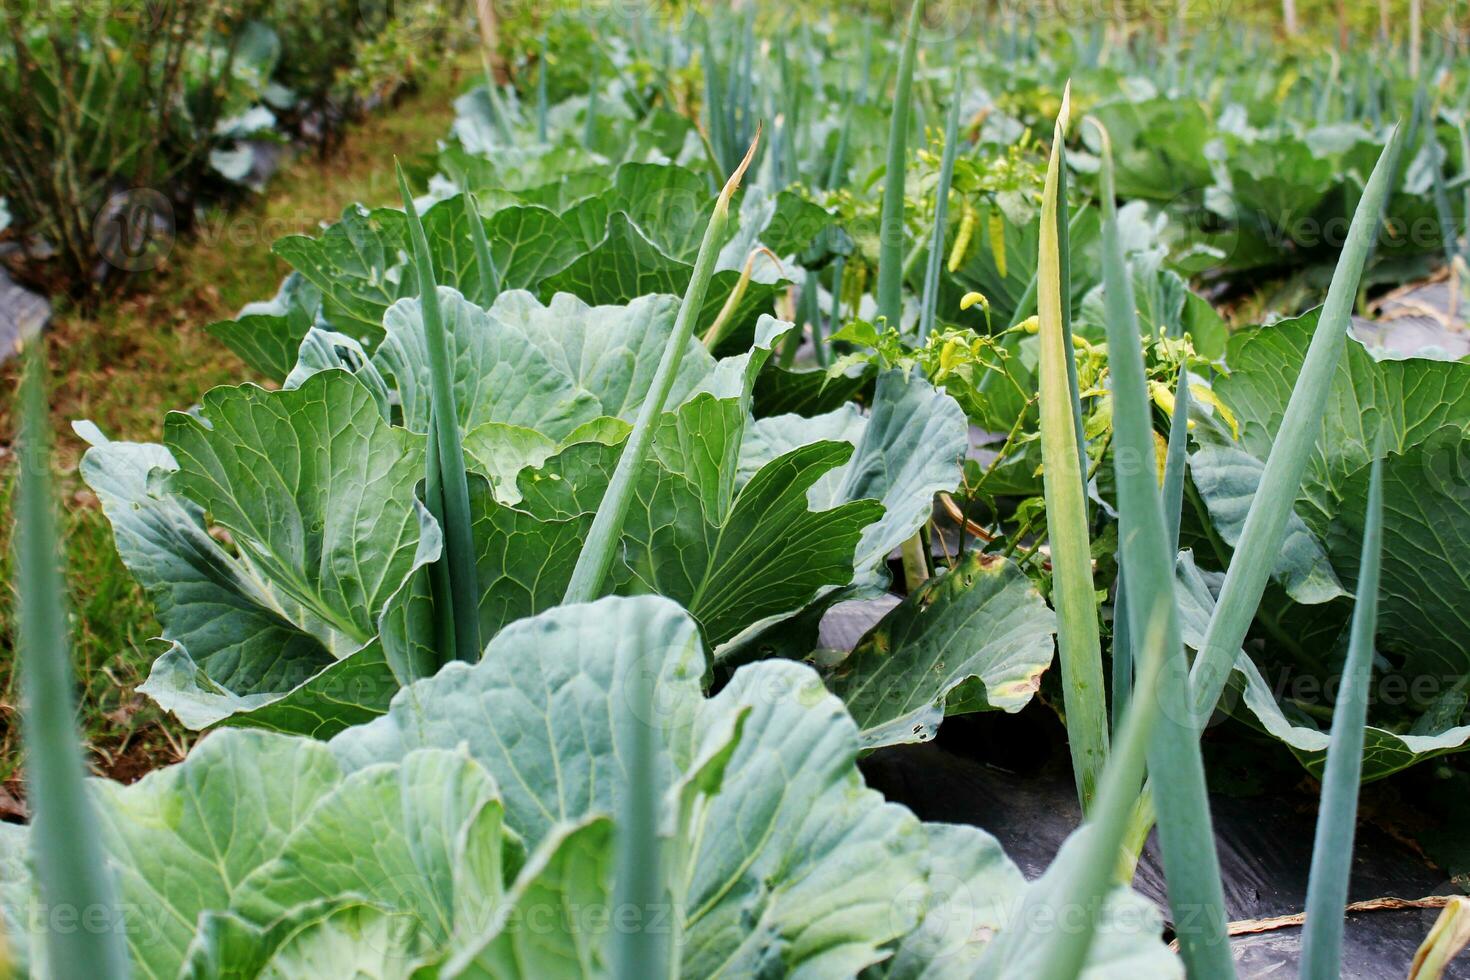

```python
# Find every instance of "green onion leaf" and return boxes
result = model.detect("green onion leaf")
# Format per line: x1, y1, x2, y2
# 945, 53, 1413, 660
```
876, 0, 923, 328
15, 345, 131, 979
565, 132, 760, 603
465, 191, 500, 307
1094, 118, 1235, 977
1038, 91, 1109, 814
1299, 452, 1384, 978
994, 597, 1173, 978
1163, 365, 1191, 554
397, 161, 482, 664
919, 82, 962, 343
610, 621, 669, 978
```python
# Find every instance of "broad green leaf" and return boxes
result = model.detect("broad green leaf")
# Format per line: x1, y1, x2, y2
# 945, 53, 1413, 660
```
842, 372, 969, 574
285, 327, 392, 421
461, 423, 558, 506
329, 596, 705, 843
93, 731, 343, 973
138, 637, 401, 736
270, 197, 579, 344
600, 308, 879, 642
329, 596, 924, 976
194, 902, 426, 979
88, 733, 543, 977
439, 155, 604, 210
377, 289, 711, 438
251, 161, 826, 371
871, 823, 1025, 980
207, 272, 322, 382
378, 288, 599, 438
615, 433, 882, 646
443, 310, 889, 649
441, 820, 614, 979
232, 748, 505, 946
1188, 441, 1348, 604
76, 430, 333, 696
1217, 132, 1338, 240
740, 370, 969, 579
1189, 321, 1470, 771
329, 595, 1177, 977
163, 371, 440, 653
97, 303, 930, 734
271, 203, 413, 341
2, 597, 1176, 977
493, 291, 712, 419
463, 430, 624, 632
80, 371, 443, 733
1184, 128, 1402, 772
573, 161, 714, 261
1078, 98, 1214, 203
870, 820, 1181, 980
821, 552, 1057, 747
1175, 558, 1470, 782
970, 835, 1182, 980
539, 211, 779, 347
681, 656, 928, 977
1201, 309, 1470, 542
0, 823, 31, 974
1329, 431, 1470, 686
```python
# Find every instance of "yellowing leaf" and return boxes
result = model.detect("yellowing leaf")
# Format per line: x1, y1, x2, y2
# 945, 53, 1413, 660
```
1189, 383, 1238, 440
1410, 896, 1470, 980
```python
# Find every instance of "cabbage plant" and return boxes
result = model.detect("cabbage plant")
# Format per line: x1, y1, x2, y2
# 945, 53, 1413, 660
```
209, 164, 835, 381
0, 594, 1177, 979
81, 285, 1004, 736
1183, 311, 1470, 777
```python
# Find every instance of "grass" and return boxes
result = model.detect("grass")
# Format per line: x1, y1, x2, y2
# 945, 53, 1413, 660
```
0, 54, 476, 807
